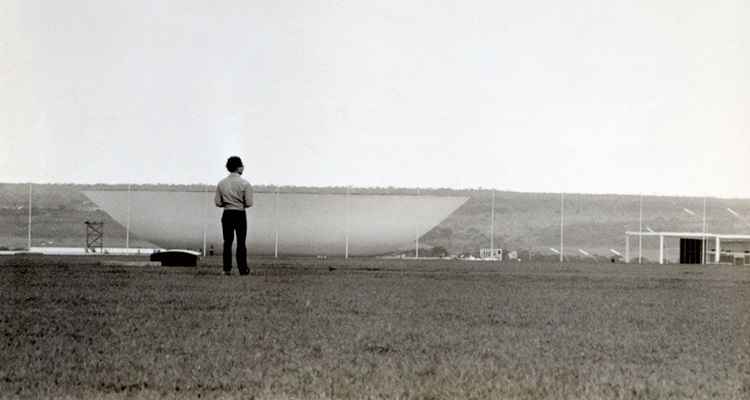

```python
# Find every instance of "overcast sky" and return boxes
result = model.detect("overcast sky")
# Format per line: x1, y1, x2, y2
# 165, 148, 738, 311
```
1, 1, 748, 197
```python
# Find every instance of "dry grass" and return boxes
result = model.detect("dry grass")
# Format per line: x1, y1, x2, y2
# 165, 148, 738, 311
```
1, 256, 749, 399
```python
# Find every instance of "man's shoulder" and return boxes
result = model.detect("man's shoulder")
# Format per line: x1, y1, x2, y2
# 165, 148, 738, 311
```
224, 175, 251, 187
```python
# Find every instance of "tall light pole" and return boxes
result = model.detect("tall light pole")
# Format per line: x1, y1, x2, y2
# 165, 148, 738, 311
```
27, 183, 32, 250
415, 187, 420, 259
702, 197, 707, 264
274, 187, 279, 258
126, 184, 131, 250
490, 190, 495, 254
560, 192, 564, 263
638, 194, 643, 264
345, 186, 350, 259
201, 184, 207, 256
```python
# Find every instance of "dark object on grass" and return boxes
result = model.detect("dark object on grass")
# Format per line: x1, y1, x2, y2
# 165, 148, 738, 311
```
150, 250, 200, 267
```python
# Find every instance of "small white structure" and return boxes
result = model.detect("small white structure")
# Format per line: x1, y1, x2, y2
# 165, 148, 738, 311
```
625, 231, 750, 265
480, 248, 503, 260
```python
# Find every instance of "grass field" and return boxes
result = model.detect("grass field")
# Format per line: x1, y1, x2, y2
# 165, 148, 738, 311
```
1, 256, 749, 399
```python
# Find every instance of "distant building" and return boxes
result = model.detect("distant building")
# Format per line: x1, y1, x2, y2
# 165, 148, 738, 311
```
480, 248, 502, 260
625, 231, 750, 265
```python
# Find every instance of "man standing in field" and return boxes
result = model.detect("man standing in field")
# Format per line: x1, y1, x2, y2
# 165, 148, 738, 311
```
215, 156, 253, 275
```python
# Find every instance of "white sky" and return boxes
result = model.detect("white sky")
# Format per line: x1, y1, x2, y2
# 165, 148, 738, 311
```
1, 1, 748, 197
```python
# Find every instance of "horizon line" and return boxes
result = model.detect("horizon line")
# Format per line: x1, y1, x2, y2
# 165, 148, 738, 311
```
1, 181, 749, 200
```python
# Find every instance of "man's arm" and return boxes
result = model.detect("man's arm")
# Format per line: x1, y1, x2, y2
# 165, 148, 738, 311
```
244, 183, 253, 208
214, 185, 224, 208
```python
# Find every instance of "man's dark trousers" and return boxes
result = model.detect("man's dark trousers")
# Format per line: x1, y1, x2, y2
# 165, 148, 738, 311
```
221, 210, 249, 274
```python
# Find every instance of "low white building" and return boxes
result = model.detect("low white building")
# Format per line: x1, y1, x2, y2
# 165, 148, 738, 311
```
625, 231, 750, 265
479, 248, 503, 260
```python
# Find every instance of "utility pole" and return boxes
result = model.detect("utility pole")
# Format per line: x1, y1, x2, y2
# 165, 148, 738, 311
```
639, 194, 643, 264
27, 183, 32, 250
345, 186, 350, 259
126, 184, 131, 250
201, 184, 208, 256
490, 190, 495, 254
415, 188, 420, 259
702, 196, 707, 264
560, 192, 564, 263
274, 187, 279, 258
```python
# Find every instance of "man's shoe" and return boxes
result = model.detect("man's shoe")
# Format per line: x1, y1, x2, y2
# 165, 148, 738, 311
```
239, 270, 250, 276
223, 271, 232, 276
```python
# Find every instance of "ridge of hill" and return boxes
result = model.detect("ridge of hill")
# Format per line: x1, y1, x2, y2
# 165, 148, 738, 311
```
2, 183, 750, 260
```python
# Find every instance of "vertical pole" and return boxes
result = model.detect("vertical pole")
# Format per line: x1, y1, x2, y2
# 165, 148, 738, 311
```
201, 230, 207, 256
560, 192, 564, 263
126, 184, 131, 250
201, 185, 207, 256
274, 188, 279, 258
27, 183, 32, 250
638, 194, 643, 264
625, 235, 630, 264
715, 236, 721, 264
702, 197, 707, 265
659, 235, 664, 264
415, 188, 420, 259
490, 190, 495, 255
345, 186, 350, 259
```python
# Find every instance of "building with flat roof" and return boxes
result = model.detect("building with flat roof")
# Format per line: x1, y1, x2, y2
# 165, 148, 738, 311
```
479, 248, 503, 260
625, 231, 750, 265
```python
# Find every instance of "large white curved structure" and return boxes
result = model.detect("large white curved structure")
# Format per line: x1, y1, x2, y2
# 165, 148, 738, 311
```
82, 191, 468, 256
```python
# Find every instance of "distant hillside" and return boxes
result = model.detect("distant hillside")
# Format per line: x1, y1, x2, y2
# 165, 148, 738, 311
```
422, 191, 750, 261
2, 183, 750, 261
0, 183, 154, 249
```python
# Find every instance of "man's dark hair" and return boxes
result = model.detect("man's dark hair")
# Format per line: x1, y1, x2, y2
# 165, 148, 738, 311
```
226, 156, 244, 172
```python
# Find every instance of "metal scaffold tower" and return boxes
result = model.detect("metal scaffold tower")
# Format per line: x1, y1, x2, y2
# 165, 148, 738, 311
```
85, 221, 104, 253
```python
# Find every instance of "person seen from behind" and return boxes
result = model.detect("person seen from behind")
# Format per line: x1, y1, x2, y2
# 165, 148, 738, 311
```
215, 156, 253, 275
